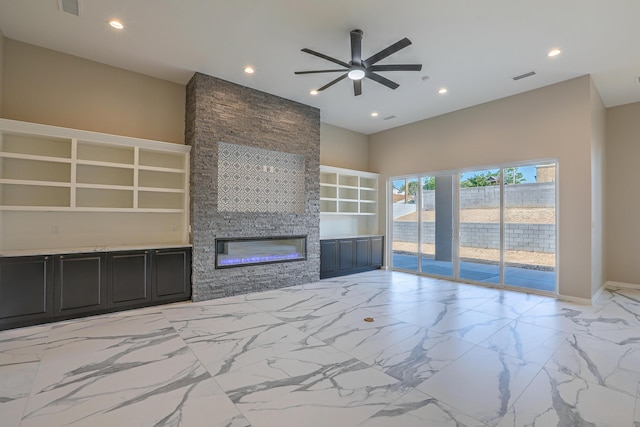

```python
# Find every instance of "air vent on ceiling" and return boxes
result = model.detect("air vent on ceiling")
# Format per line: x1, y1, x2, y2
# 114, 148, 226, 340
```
58, 0, 80, 16
383, 115, 397, 121
512, 71, 536, 81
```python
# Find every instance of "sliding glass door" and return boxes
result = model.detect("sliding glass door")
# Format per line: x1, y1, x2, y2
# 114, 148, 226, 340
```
503, 164, 556, 292
420, 175, 453, 277
389, 162, 557, 293
458, 169, 501, 284
391, 178, 419, 271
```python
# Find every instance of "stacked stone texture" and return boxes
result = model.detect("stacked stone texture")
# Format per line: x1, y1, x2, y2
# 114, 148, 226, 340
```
185, 73, 320, 302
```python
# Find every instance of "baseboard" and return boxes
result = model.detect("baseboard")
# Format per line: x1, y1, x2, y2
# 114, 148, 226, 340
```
606, 280, 640, 290
591, 283, 607, 302
556, 294, 593, 305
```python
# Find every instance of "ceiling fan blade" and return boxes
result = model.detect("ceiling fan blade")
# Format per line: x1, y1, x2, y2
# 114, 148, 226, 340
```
363, 38, 412, 67
354, 79, 362, 96
318, 73, 348, 91
294, 69, 349, 75
370, 64, 422, 72
367, 72, 400, 90
350, 29, 363, 65
301, 48, 350, 68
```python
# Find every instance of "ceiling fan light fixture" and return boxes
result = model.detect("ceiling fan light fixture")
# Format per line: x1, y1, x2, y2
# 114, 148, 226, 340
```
348, 69, 366, 80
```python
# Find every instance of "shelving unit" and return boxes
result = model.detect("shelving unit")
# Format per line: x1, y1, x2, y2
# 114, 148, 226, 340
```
319, 165, 378, 215
0, 119, 190, 252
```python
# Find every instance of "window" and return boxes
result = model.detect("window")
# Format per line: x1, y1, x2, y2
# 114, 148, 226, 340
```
389, 162, 557, 293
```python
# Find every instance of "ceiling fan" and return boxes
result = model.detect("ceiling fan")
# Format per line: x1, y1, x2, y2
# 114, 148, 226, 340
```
294, 29, 422, 96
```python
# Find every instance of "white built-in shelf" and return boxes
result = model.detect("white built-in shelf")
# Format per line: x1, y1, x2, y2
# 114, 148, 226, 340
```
0, 119, 190, 213
319, 165, 378, 215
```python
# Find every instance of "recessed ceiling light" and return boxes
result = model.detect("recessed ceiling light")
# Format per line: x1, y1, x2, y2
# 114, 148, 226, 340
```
548, 48, 561, 57
438, 88, 448, 94
109, 20, 124, 30
371, 112, 379, 117
310, 90, 318, 95
244, 66, 255, 74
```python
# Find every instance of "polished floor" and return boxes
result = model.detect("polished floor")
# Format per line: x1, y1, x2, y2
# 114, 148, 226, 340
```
393, 253, 556, 292
1, 270, 639, 426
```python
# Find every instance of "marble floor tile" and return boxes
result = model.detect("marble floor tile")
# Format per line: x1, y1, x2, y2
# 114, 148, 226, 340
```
479, 320, 567, 365
0, 353, 40, 427
362, 328, 475, 387
517, 298, 604, 333
429, 309, 513, 344
417, 345, 543, 426
472, 291, 549, 319
496, 367, 636, 427
312, 310, 424, 361
358, 388, 486, 427
217, 345, 407, 427
545, 330, 640, 397
388, 299, 468, 328
4, 271, 640, 426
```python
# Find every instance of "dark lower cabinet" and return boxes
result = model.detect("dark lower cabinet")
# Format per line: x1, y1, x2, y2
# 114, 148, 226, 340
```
320, 240, 338, 276
153, 248, 191, 302
320, 236, 384, 279
0, 246, 191, 331
55, 253, 107, 317
108, 251, 152, 308
0, 256, 54, 329
355, 238, 370, 268
338, 239, 355, 272
370, 236, 384, 267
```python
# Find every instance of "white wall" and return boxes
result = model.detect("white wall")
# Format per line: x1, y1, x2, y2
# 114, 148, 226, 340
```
320, 122, 369, 171
2, 39, 185, 144
590, 79, 607, 295
0, 30, 4, 249
0, 29, 4, 116
369, 76, 595, 300
606, 102, 640, 285
320, 122, 378, 237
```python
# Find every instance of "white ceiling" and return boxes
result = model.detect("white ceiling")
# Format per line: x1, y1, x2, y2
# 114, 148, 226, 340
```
1, 0, 640, 135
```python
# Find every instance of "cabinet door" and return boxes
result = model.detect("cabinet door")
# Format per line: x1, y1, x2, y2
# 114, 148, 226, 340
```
320, 240, 338, 276
0, 256, 54, 329
338, 239, 355, 272
54, 253, 107, 317
355, 238, 370, 268
370, 236, 384, 267
108, 251, 151, 308
153, 248, 191, 302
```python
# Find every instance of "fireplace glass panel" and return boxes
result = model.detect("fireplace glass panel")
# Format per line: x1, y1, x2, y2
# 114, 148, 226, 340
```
216, 236, 307, 268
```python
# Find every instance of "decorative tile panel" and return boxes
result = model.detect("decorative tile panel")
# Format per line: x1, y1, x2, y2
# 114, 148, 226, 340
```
217, 142, 305, 213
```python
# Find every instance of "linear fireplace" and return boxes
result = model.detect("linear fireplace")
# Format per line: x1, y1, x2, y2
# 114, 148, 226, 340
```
215, 236, 307, 268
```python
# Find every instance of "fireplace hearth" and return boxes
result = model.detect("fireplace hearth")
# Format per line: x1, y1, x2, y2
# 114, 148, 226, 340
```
215, 236, 307, 268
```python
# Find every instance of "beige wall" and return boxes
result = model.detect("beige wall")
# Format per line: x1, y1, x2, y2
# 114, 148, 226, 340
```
0, 30, 4, 116
606, 103, 640, 285
320, 122, 369, 171
590, 80, 607, 295
2, 39, 185, 144
370, 76, 595, 300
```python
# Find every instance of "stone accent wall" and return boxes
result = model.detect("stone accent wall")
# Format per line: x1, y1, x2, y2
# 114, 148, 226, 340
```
185, 73, 320, 301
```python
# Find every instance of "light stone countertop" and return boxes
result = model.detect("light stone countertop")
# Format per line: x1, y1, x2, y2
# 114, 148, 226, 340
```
0, 243, 192, 257
320, 234, 384, 240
